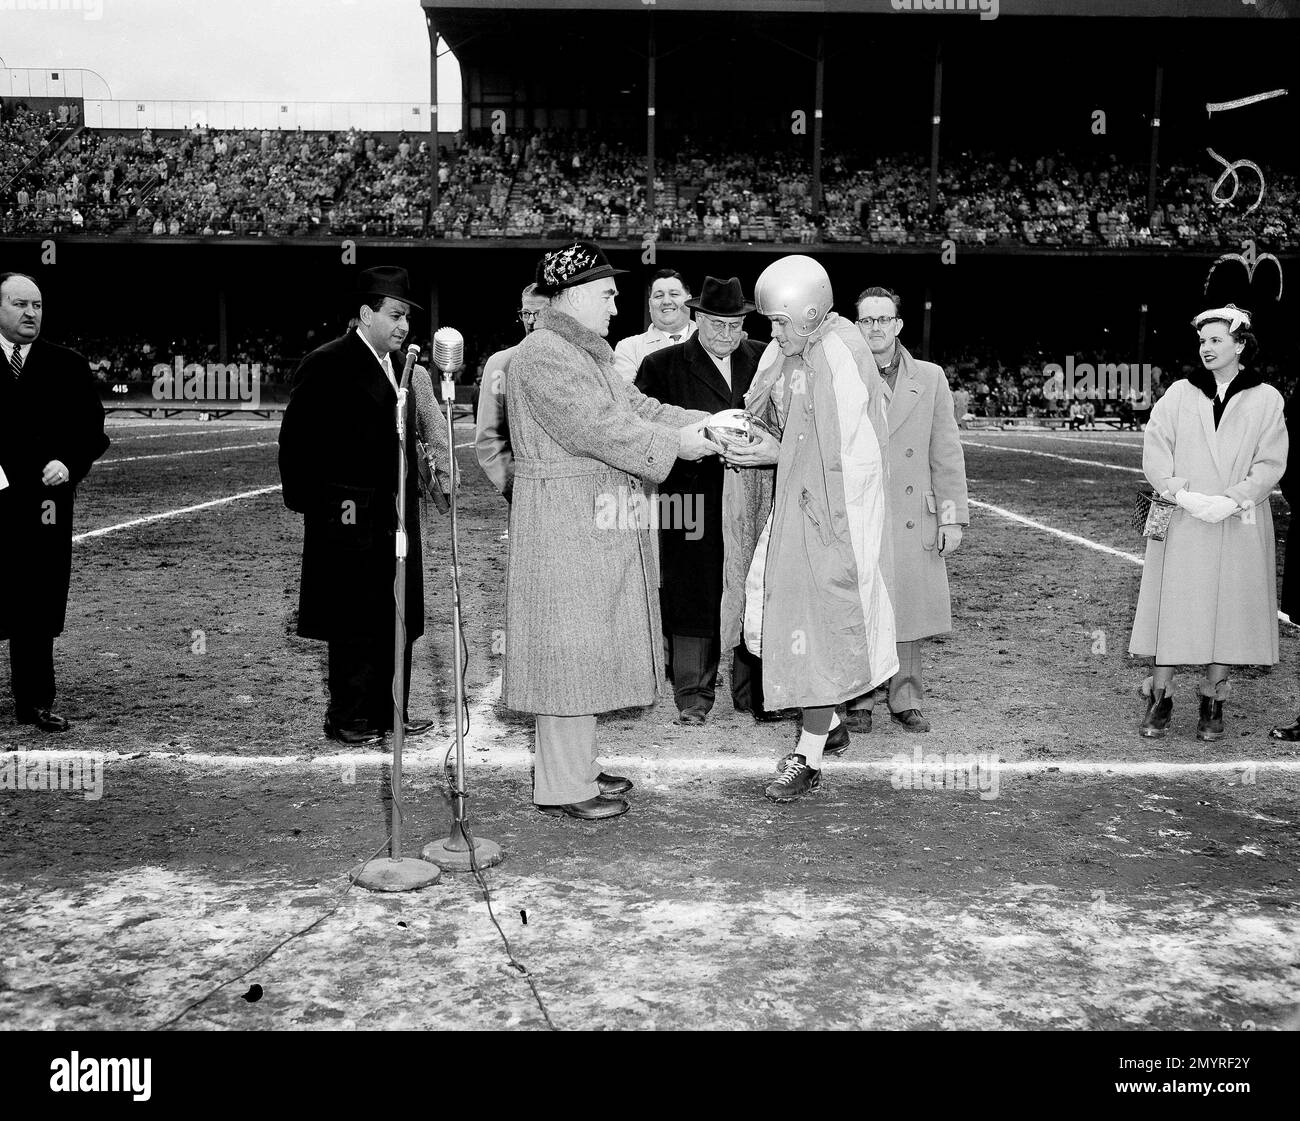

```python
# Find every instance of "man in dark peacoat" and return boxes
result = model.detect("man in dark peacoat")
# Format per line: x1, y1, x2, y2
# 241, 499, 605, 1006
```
635, 276, 767, 725
278, 267, 435, 745
0, 272, 109, 732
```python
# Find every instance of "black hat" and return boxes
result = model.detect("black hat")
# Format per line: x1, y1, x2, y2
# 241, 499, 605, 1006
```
534, 241, 628, 296
685, 276, 755, 317
357, 266, 423, 311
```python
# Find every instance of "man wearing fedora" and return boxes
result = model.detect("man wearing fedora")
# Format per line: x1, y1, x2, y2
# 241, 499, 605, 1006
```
503, 242, 721, 820
635, 276, 769, 726
279, 266, 443, 745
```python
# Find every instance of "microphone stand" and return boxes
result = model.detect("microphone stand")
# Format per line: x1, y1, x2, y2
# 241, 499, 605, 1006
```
353, 346, 441, 893
423, 357, 503, 873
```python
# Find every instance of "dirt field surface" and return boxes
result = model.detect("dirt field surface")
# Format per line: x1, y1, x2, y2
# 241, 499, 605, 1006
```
2, 419, 1299, 1041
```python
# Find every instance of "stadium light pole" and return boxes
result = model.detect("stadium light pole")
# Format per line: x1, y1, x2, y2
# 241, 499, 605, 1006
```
1146, 62, 1164, 224
811, 26, 824, 221
928, 42, 943, 217
646, 11, 657, 232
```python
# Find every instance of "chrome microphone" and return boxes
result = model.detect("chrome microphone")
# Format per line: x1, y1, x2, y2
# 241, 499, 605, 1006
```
432, 327, 464, 375
432, 327, 464, 406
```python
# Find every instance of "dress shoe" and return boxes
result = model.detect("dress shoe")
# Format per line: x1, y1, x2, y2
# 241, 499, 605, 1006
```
752, 707, 799, 723
1269, 716, 1300, 741
844, 709, 872, 734
378, 718, 435, 738
536, 796, 629, 820
823, 721, 850, 757
1139, 690, 1172, 738
890, 709, 931, 733
764, 755, 821, 803
597, 772, 633, 796
676, 708, 706, 726
1196, 694, 1225, 742
323, 719, 383, 746
17, 708, 70, 733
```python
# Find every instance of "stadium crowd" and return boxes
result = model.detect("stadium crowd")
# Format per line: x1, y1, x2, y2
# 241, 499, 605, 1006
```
2, 107, 1296, 249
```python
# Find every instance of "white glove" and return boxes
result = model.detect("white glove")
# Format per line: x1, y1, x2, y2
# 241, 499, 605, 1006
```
1201, 495, 1240, 524
1175, 489, 1214, 520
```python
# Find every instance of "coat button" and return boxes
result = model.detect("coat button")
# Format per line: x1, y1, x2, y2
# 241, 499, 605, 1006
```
905, 448, 914, 457
905, 485, 914, 495
906, 519, 915, 529
798, 433, 805, 440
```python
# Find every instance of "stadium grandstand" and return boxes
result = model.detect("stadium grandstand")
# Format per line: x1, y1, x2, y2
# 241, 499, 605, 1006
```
0, 0, 1295, 416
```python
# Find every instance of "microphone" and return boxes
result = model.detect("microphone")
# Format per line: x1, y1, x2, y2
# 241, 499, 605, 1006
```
432, 327, 464, 375
432, 326, 464, 406
399, 342, 420, 390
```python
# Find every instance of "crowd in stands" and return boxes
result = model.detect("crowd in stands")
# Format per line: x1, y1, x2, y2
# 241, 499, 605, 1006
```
3, 106, 1296, 249
65, 329, 301, 393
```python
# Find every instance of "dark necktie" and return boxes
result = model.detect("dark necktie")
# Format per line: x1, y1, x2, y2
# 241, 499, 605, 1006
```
9, 346, 22, 381
669, 334, 681, 343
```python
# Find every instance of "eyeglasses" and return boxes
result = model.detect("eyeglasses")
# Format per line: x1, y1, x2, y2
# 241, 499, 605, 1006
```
701, 316, 745, 336
517, 310, 540, 323
856, 316, 897, 329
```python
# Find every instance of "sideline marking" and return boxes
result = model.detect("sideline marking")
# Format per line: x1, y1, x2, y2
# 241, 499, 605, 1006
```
979, 431, 1144, 450
73, 486, 283, 543
5, 747, 1296, 778
964, 442, 1142, 475
100, 442, 275, 466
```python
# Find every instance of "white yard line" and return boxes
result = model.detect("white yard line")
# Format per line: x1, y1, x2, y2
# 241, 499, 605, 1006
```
963, 441, 1143, 475
99, 442, 275, 466
72, 485, 283, 543
107, 423, 274, 442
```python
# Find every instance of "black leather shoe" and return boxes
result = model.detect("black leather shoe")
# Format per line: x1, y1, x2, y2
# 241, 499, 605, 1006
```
823, 722, 850, 757
379, 718, 435, 738
891, 709, 931, 732
676, 708, 706, 726
1196, 694, 1225, 742
17, 708, 70, 733
844, 709, 872, 734
536, 796, 629, 820
597, 772, 633, 796
1140, 691, 1173, 738
753, 707, 799, 723
323, 719, 383, 746
1269, 716, 1300, 741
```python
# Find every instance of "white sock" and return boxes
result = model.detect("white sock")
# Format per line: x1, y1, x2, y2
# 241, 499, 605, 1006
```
827, 711, 842, 732
798, 730, 828, 771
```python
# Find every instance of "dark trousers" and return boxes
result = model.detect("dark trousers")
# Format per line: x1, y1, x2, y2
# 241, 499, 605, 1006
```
730, 642, 765, 715
327, 634, 413, 732
670, 633, 720, 715
6, 633, 56, 716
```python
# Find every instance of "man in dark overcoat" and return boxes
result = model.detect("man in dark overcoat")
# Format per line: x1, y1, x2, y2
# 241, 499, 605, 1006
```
635, 276, 768, 725
0, 272, 109, 732
279, 267, 441, 745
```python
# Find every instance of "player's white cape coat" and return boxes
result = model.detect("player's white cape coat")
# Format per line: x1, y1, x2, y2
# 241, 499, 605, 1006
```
722, 313, 899, 709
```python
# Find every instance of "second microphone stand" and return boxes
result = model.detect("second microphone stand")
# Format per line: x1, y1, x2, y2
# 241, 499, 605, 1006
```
424, 356, 503, 874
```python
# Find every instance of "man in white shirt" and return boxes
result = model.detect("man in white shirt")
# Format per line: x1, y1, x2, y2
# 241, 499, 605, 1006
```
611, 268, 697, 383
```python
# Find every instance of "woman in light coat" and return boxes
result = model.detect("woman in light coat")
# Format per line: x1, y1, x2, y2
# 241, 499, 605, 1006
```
1129, 305, 1287, 739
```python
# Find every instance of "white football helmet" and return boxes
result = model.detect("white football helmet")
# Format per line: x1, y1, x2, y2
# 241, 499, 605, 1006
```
754, 255, 833, 338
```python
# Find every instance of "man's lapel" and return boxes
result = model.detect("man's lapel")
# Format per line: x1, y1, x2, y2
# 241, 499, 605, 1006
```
347, 331, 396, 408
685, 337, 733, 408
888, 346, 924, 434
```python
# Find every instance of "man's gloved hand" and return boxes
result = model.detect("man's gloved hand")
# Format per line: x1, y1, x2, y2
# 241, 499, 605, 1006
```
1201, 495, 1240, 524
937, 524, 963, 556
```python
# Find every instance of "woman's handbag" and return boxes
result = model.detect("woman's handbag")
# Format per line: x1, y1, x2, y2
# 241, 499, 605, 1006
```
1133, 488, 1177, 541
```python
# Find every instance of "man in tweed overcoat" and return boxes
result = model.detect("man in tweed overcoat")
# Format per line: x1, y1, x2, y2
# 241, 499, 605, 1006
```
503, 242, 720, 820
